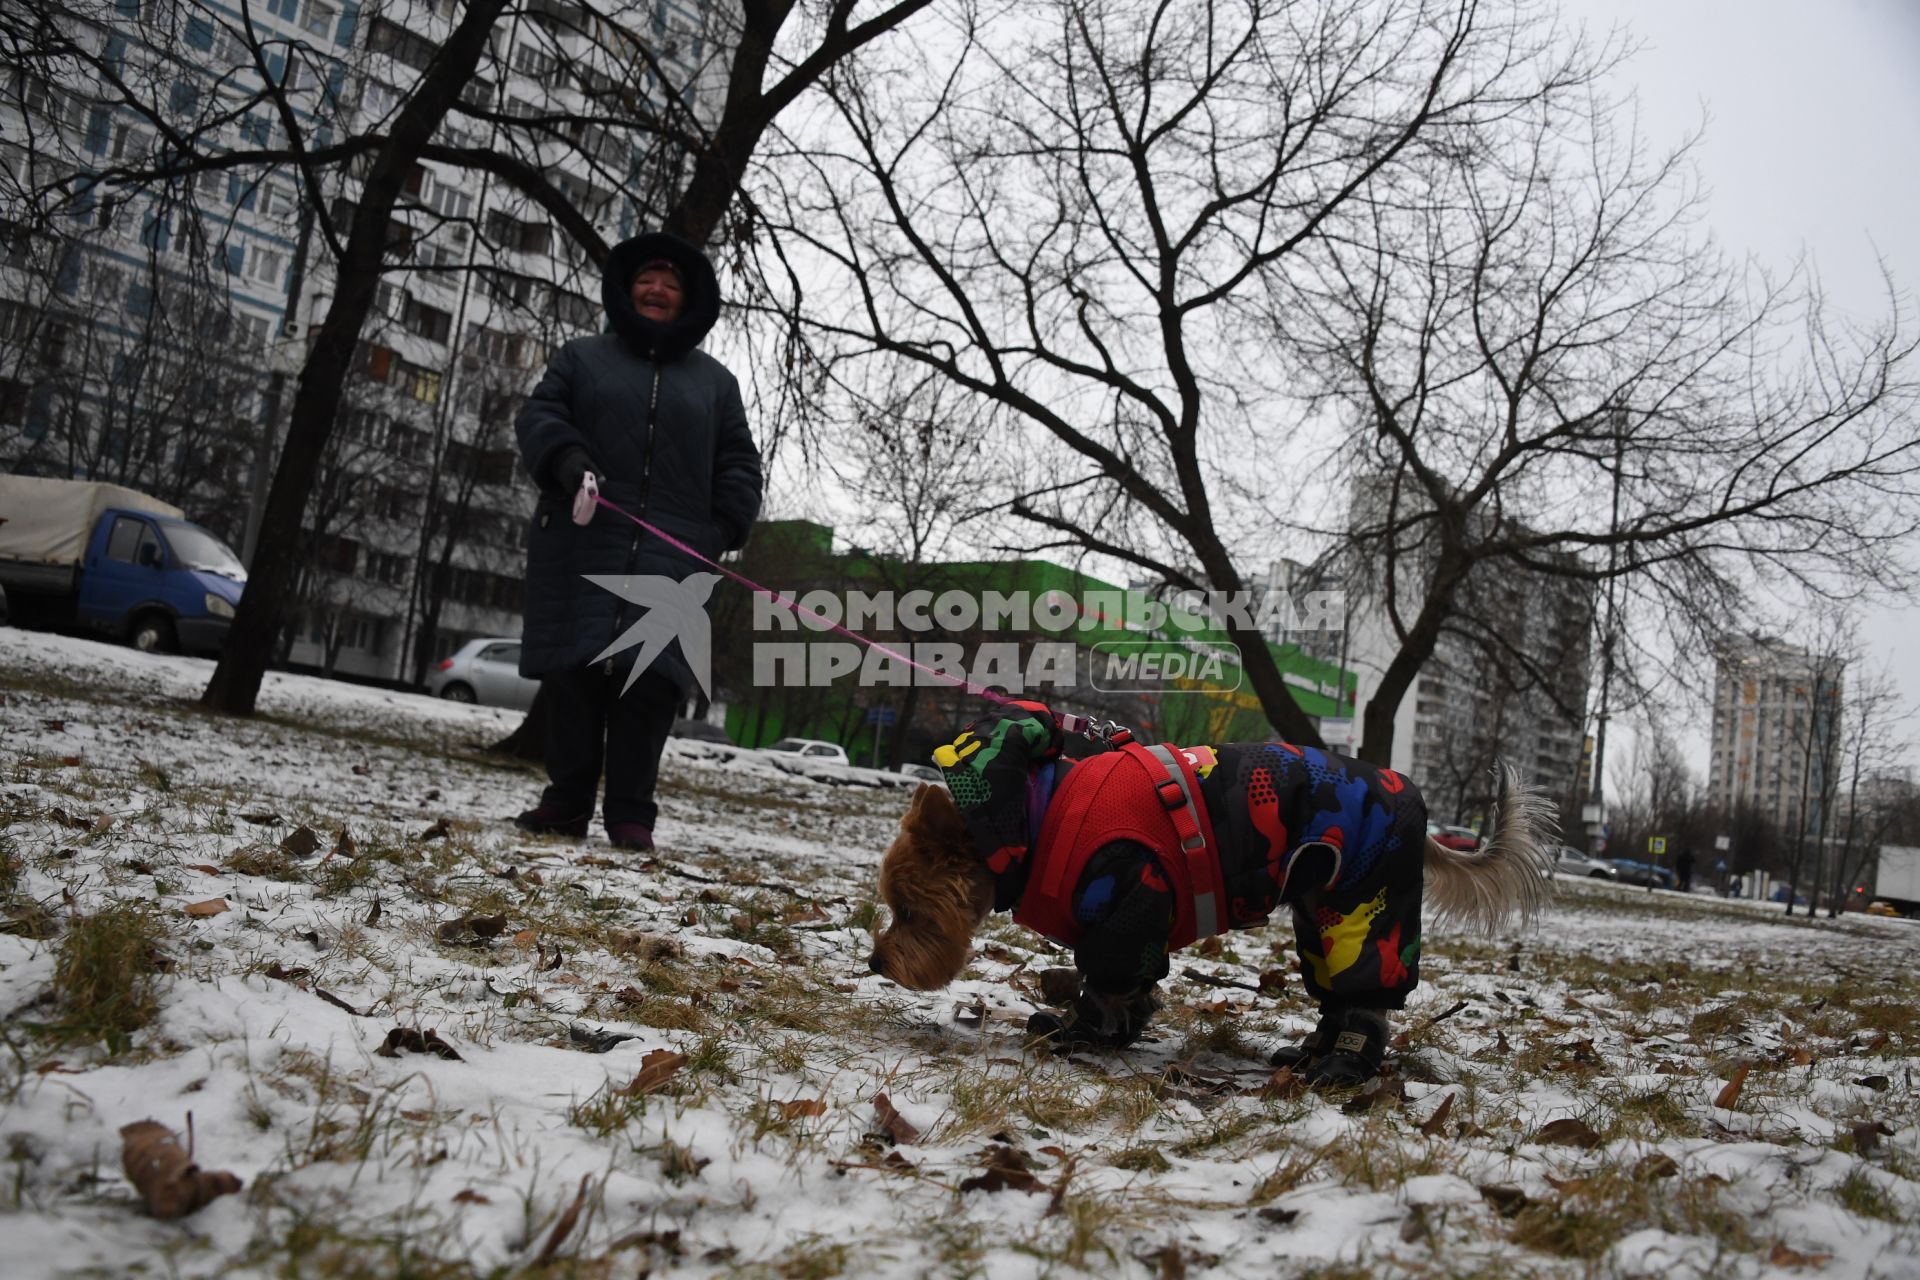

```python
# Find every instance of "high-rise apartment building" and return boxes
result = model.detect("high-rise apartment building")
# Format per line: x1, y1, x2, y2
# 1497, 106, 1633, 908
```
1272, 483, 1596, 827
1, 0, 723, 682
1707, 633, 1845, 836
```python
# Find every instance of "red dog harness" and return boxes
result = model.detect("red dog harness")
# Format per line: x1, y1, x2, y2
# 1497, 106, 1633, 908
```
1014, 741, 1228, 951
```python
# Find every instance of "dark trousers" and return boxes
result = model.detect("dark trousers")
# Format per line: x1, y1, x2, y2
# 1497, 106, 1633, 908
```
539, 662, 680, 829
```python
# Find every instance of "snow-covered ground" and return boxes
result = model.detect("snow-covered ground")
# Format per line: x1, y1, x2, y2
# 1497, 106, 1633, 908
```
1, 626, 1916, 1279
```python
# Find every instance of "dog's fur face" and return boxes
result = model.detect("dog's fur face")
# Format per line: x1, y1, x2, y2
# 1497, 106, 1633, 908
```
868, 784, 993, 990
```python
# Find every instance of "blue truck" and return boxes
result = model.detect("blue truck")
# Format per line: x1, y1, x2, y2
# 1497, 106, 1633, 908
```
0, 476, 245, 654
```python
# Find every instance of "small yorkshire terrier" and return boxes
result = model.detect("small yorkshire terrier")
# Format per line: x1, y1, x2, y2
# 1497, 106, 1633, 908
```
870, 701, 1555, 1084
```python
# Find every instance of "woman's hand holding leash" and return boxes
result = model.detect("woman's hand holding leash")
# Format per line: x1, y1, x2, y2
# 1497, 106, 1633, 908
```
572, 471, 599, 526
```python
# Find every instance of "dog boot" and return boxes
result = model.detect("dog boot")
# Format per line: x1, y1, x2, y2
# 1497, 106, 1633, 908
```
1028, 985, 1160, 1049
1270, 1006, 1344, 1070
1300, 1007, 1389, 1087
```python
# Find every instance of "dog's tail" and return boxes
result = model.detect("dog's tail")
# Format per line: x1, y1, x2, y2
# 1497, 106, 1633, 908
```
1422, 762, 1557, 934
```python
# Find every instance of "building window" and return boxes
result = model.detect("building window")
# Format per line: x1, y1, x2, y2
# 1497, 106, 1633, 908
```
367, 17, 436, 72
395, 359, 442, 403
257, 183, 296, 219
248, 247, 289, 288
403, 297, 453, 343
484, 209, 551, 255
302, 0, 338, 38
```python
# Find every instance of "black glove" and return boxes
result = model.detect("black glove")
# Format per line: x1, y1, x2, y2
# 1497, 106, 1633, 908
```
1026, 984, 1161, 1049
552, 446, 595, 496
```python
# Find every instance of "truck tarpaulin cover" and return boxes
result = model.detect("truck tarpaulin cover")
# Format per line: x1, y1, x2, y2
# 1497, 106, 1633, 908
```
0, 477, 184, 567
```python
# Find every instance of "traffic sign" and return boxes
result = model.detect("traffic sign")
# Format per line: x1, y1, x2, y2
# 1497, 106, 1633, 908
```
1648, 836, 1667, 856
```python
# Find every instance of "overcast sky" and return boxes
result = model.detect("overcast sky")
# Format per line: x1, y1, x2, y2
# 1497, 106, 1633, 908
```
1553, 0, 1920, 775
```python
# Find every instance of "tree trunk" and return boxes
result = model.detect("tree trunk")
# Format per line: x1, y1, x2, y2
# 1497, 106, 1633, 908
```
1358, 588, 1455, 767
202, 0, 513, 715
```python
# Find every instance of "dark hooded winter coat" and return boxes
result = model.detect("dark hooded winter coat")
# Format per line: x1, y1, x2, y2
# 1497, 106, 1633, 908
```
515, 233, 763, 689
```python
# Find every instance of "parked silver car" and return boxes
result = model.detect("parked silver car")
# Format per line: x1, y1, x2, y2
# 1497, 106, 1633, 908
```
1552, 846, 1619, 879
426, 637, 538, 709
760, 737, 851, 765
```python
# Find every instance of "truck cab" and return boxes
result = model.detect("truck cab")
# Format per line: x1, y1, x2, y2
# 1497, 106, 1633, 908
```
0, 477, 245, 656
79, 508, 245, 653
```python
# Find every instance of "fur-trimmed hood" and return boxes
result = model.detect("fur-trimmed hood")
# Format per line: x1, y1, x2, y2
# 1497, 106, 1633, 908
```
600, 231, 721, 360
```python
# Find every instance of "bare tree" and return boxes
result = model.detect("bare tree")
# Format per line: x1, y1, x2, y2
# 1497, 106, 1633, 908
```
3, 0, 936, 716
1276, 69, 1920, 767
763, 0, 1920, 758
0, 171, 261, 534
1772, 613, 1849, 914
1607, 716, 1692, 870
1822, 664, 1908, 915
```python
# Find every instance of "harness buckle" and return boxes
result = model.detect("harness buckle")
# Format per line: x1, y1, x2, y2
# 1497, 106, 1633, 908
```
1155, 779, 1186, 810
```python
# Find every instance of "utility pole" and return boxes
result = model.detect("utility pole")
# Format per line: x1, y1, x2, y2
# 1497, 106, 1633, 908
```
1587, 415, 1628, 855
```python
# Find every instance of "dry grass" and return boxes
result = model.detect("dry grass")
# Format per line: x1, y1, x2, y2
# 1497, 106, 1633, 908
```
46, 902, 168, 1053
1506, 1163, 1758, 1260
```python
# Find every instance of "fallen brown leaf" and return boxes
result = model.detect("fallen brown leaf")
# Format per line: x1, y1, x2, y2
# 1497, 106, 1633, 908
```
418, 817, 451, 842
280, 826, 320, 857
780, 1099, 828, 1119
120, 1119, 242, 1219
872, 1092, 920, 1145
1768, 1241, 1832, 1269
958, 1144, 1043, 1194
1714, 1062, 1752, 1110
452, 1188, 490, 1205
1634, 1152, 1680, 1179
1535, 1117, 1602, 1149
608, 930, 681, 960
1418, 1092, 1455, 1138
1852, 1120, 1895, 1155
184, 864, 222, 876
1262, 1066, 1307, 1099
239, 811, 280, 826
1853, 1074, 1891, 1092
436, 914, 508, 945
1341, 1077, 1406, 1115
183, 898, 229, 918
534, 1174, 592, 1266
375, 1027, 463, 1061
618, 1048, 687, 1096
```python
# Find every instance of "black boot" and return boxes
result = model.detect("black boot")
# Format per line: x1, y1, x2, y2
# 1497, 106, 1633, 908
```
1299, 1008, 1388, 1087
1027, 985, 1161, 1050
1270, 1006, 1344, 1070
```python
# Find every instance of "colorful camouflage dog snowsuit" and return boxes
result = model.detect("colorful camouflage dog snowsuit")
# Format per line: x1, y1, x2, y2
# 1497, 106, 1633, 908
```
933, 703, 1428, 1010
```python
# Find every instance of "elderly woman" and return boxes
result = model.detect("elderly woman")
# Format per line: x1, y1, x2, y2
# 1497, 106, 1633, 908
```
512, 231, 763, 851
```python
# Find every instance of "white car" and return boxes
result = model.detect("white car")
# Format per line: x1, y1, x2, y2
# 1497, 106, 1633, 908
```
759, 737, 851, 766
425, 638, 539, 709
1552, 846, 1619, 880
896, 762, 944, 784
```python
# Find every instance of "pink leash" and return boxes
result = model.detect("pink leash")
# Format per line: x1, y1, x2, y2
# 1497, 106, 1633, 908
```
573, 473, 1018, 707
